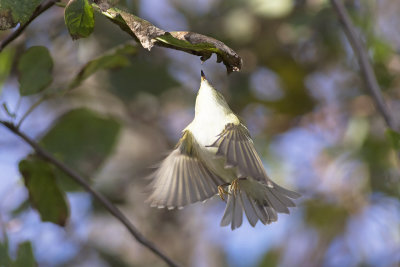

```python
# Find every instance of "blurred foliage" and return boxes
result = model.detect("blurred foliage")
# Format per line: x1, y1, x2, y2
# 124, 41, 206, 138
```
19, 156, 70, 226
386, 129, 400, 151
0, 47, 14, 93
360, 133, 400, 197
12, 242, 36, 267
39, 108, 121, 191
0, 241, 11, 267
257, 249, 281, 267
67, 43, 137, 90
109, 53, 179, 100
17, 46, 53, 96
97, 248, 132, 267
304, 200, 348, 239
0, 0, 399, 266
0, 240, 36, 267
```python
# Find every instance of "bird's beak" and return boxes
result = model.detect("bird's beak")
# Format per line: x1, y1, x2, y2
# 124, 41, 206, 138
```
201, 70, 206, 81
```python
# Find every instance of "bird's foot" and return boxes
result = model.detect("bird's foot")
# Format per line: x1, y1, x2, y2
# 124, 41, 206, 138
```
218, 178, 247, 200
229, 178, 247, 196
218, 184, 230, 201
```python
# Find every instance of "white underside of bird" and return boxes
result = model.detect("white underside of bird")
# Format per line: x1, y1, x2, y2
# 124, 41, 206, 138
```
147, 72, 300, 230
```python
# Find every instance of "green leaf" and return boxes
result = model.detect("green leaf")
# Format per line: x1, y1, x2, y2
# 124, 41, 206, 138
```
304, 200, 348, 239
64, 0, 94, 39
386, 129, 400, 150
68, 43, 136, 90
17, 46, 53, 96
108, 56, 178, 100
97, 248, 131, 267
0, 242, 11, 267
19, 156, 69, 226
11, 199, 30, 216
0, 0, 42, 30
93, 5, 242, 73
12, 242, 36, 267
40, 108, 121, 191
0, 47, 15, 94
258, 249, 281, 267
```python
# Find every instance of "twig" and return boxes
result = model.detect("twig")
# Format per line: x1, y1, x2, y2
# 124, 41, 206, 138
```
0, 120, 180, 267
330, 0, 396, 130
0, 0, 60, 52
16, 95, 48, 128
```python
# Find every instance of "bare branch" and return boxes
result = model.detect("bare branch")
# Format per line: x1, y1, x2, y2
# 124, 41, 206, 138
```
0, 0, 60, 52
16, 95, 48, 128
0, 120, 180, 267
330, 0, 396, 130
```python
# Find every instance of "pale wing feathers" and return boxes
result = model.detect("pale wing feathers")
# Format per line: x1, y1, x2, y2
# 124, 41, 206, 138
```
272, 181, 301, 199
220, 179, 299, 230
210, 123, 268, 181
148, 131, 224, 209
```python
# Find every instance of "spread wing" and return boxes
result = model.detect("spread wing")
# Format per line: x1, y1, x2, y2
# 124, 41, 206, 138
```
209, 123, 269, 182
147, 130, 224, 209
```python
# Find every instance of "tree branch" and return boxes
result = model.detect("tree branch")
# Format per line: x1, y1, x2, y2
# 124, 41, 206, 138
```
330, 0, 396, 130
0, 120, 180, 267
0, 0, 60, 52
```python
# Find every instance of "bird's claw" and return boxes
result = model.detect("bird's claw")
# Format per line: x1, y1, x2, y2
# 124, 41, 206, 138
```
230, 179, 239, 194
218, 178, 245, 200
218, 184, 230, 201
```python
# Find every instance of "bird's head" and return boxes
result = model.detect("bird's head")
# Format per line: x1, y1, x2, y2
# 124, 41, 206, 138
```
195, 71, 231, 115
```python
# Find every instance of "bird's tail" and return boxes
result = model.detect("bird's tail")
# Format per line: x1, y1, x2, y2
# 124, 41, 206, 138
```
220, 178, 300, 230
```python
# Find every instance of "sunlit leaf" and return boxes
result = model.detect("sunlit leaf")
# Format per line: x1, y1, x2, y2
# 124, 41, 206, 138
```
0, 47, 15, 94
94, 5, 242, 73
386, 129, 400, 150
64, 0, 94, 39
17, 46, 53, 96
40, 108, 121, 191
68, 43, 137, 90
0, 0, 42, 30
19, 156, 69, 226
12, 241, 36, 267
371, 37, 393, 63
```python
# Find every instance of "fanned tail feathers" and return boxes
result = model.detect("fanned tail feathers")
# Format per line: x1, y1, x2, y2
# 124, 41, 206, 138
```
221, 179, 300, 230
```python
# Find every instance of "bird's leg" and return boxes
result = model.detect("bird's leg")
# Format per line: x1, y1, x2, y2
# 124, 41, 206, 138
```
229, 178, 247, 196
218, 183, 231, 201
218, 178, 248, 200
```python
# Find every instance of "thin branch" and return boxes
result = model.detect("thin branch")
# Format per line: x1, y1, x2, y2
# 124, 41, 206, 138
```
16, 95, 48, 128
330, 0, 396, 130
0, 0, 60, 52
0, 120, 180, 267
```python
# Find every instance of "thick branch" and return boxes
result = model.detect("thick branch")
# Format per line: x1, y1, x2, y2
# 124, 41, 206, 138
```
0, 0, 60, 52
330, 0, 396, 129
0, 120, 180, 267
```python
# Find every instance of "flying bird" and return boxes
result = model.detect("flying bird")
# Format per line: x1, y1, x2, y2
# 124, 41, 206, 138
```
148, 71, 300, 230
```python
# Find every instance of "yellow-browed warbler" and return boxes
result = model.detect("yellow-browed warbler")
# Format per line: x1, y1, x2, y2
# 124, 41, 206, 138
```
148, 71, 300, 230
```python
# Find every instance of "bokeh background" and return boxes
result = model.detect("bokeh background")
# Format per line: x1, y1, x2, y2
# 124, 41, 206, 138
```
1, 0, 400, 266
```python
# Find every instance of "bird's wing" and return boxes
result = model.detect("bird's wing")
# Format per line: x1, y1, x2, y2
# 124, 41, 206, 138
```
209, 123, 270, 182
147, 130, 224, 209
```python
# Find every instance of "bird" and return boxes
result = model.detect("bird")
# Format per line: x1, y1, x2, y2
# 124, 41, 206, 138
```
147, 71, 300, 230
